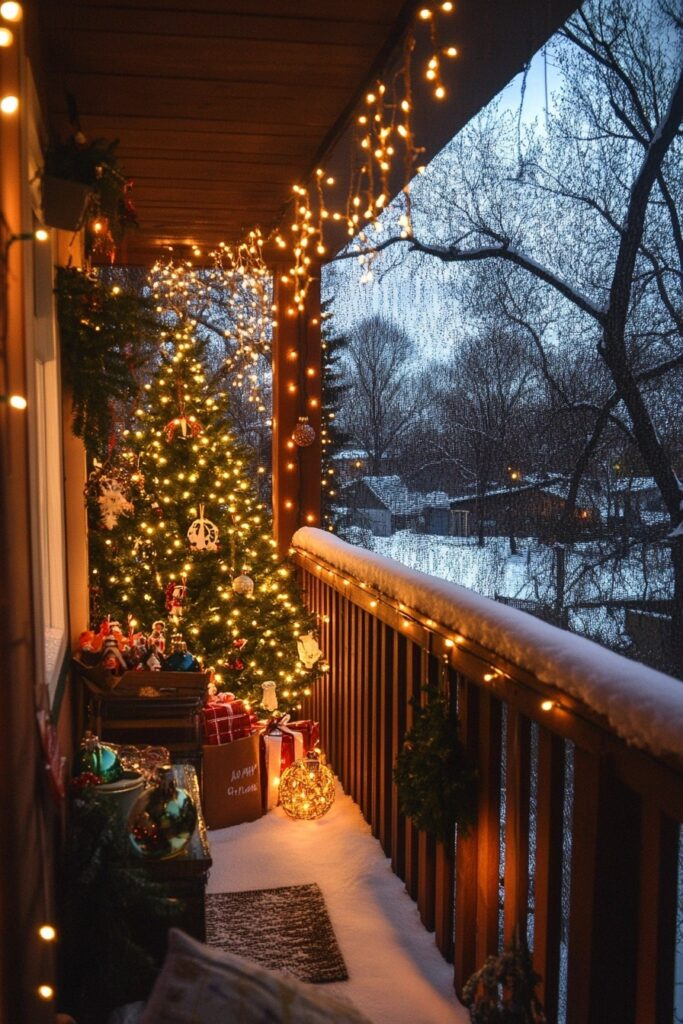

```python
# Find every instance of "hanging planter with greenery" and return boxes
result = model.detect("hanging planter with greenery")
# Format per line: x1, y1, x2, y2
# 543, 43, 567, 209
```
56, 266, 158, 459
42, 125, 139, 257
393, 685, 477, 843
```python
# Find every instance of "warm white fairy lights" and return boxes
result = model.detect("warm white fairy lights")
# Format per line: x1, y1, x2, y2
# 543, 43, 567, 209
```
270, 4, 457, 315
149, 237, 272, 418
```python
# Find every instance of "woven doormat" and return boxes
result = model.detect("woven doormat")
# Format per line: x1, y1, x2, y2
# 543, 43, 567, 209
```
205, 883, 349, 984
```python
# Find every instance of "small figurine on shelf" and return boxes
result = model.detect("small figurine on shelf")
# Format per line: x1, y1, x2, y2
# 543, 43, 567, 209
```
261, 680, 278, 713
144, 648, 163, 671
148, 620, 166, 655
126, 634, 163, 672
78, 627, 104, 664
164, 633, 201, 673
99, 634, 128, 674
106, 619, 126, 647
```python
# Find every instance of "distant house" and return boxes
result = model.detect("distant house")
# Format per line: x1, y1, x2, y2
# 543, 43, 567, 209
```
340, 476, 450, 536
609, 477, 667, 527
331, 449, 370, 485
449, 476, 598, 540
423, 505, 471, 537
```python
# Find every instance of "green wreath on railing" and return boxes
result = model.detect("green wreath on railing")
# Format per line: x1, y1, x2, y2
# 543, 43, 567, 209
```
393, 686, 477, 843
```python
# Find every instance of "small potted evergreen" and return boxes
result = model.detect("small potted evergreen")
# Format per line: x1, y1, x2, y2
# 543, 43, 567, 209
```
463, 929, 547, 1023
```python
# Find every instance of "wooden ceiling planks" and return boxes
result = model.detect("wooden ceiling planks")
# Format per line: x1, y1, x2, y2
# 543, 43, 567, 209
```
34, 0, 580, 264
35, 0, 412, 261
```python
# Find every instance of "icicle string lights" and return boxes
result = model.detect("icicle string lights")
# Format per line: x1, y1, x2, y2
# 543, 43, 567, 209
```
270, 3, 458, 314
143, 6, 457, 320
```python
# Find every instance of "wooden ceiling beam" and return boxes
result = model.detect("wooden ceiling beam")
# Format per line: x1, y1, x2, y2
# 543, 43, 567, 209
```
34, 0, 580, 262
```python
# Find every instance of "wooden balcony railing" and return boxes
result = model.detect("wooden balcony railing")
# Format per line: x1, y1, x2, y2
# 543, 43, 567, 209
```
293, 527, 683, 1024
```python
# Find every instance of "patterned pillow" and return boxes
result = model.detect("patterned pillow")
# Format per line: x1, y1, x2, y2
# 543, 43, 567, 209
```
140, 929, 372, 1024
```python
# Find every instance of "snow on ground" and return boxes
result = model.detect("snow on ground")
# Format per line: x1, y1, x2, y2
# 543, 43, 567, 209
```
371, 532, 671, 609
207, 781, 467, 1024
293, 528, 683, 761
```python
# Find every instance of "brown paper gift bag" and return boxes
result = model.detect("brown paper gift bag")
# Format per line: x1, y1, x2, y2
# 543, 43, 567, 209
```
202, 734, 262, 829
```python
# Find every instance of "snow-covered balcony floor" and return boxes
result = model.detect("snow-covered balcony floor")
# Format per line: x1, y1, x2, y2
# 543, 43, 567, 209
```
206, 781, 467, 1024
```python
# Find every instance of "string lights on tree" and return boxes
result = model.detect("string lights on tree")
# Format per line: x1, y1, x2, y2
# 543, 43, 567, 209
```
87, 309, 318, 713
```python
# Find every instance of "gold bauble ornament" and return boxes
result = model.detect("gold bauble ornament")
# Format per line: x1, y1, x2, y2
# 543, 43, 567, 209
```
232, 572, 254, 596
278, 754, 335, 820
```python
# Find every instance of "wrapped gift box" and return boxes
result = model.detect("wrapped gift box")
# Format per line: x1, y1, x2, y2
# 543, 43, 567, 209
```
202, 697, 255, 745
287, 719, 320, 755
259, 716, 306, 811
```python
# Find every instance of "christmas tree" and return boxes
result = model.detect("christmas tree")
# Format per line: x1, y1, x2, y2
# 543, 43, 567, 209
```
88, 314, 318, 713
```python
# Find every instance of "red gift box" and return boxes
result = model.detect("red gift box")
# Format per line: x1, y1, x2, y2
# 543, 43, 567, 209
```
259, 715, 305, 810
287, 719, 319, 755
202, 697, 255, 745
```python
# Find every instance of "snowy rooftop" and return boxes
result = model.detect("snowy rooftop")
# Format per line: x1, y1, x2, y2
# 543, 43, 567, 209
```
361, 476, 451, 514
610, 476, 658, 493
207, 782, 465, 1024
332, 449, 370, 462
449, 474, 567, 506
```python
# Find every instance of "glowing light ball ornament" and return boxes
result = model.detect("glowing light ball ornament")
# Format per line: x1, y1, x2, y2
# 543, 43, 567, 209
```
279, 753, 335, 821
292, 416, 316, 448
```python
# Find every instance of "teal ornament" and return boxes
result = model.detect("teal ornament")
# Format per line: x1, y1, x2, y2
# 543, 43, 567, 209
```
128, 771, 197, 860
164, 650, 200, 672
75, 731, 123, 784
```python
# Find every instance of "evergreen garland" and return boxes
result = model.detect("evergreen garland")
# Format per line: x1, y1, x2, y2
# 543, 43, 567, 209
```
56, 266, 158, 459
393, 686, 477, 842
57, 786, 180, 1023
320, 298, 350, 532
462, 929, 547, 1023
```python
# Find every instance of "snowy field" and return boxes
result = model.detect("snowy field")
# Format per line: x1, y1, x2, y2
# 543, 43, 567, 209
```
370, 532, 673, 654
207, 781, 467, 1024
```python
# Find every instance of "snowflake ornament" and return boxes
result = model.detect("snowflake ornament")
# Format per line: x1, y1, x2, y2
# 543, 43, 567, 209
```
97, 477, 134, 529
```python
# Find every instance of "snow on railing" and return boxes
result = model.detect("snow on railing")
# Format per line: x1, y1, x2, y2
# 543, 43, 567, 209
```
293, 527, 683, 763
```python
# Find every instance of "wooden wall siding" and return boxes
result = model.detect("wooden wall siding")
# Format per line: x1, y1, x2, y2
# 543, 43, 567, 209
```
296, 548, 683, 1018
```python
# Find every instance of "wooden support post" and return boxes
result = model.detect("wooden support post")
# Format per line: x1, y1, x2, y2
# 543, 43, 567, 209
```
634, 804, 678, 1023
391, 630, 408, 880
271, 267, 321, 556
454, 677, 480, 997
503, 707, 531, 946
533, 729, 565, 1021
378, 620, 394, 852
475, 690, 502, 967
567, 750, 641, 1024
